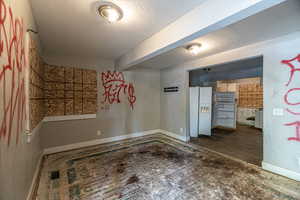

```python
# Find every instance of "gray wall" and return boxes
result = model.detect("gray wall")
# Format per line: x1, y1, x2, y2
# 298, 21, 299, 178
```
0, 0, 43, 200
0, 133, 42, 200
41, 68, 161, 148
160, 66, 189, 138
160, 32, 300, 175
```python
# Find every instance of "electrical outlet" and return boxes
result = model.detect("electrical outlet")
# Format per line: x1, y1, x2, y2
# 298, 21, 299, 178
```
97, 130, 102, 136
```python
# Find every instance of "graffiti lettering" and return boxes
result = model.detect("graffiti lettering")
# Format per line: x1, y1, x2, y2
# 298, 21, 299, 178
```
282, 55, 300, 142
101, 71, 136, 109
281, 54, 300, 86
284, 88, 300, 106
127, 83, 136, 109
0, 0, 27, 146
284, 121, 300, 142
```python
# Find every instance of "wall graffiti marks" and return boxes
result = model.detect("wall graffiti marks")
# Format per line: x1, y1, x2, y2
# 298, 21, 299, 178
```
284, 88, 300, 106
281, 54, 300, 86
284, 121, 300, 142
286, 108, 300, 116
284, 88, 300, 115
282, 54, 300, 143
0, 0, 27, 145
127, 83, 136, 109
101, 71, 136, 109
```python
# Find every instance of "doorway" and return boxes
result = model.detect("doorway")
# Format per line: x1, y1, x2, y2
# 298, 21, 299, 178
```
188, 56, 263, 166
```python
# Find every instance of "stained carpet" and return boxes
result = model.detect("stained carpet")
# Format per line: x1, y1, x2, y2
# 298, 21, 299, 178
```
35, 134, 300, 200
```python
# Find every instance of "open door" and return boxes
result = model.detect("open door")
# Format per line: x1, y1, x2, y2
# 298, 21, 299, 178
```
214, 92, 236, 129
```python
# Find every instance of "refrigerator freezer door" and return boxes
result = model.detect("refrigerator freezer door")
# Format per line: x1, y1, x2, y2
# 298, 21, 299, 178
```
199, 87, 212, 136
189, 87, 199, 137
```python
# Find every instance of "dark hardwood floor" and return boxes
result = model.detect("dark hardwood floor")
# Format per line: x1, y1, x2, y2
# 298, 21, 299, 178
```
190, 124, 263, 166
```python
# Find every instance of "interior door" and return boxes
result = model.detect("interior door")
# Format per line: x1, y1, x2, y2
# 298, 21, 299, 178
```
199, 87, 212, 136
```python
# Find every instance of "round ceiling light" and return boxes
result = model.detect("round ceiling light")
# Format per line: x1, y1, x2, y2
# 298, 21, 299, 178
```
186, 43, 202, 55
98, 3, 123, 23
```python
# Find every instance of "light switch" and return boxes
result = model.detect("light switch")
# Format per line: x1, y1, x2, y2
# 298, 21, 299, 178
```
273, 108, 284, 116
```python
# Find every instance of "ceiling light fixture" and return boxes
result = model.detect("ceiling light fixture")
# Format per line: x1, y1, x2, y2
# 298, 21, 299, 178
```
98, 3, 123, 23
186, 43, 202, 55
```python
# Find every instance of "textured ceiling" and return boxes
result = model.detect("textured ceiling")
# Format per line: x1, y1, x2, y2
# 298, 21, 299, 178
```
31, 0, 206, 60
137, 0, 300, 69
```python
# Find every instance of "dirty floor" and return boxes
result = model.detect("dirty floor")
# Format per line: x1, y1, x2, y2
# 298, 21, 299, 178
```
190, 124, 263, 166
35, 134, 300, 200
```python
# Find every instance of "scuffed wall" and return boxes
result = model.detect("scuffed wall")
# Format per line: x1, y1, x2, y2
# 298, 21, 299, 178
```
29, 36, 45, 130
44, 64, 97, 116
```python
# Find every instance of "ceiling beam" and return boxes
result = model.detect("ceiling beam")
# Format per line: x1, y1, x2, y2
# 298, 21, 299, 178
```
116, 0, 286, 70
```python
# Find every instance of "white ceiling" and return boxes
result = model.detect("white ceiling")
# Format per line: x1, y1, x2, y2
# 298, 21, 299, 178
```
31, 0, 206, 60
136, 0, 300, 69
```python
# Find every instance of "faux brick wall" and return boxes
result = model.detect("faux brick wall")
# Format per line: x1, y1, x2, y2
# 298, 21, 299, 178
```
216, 78, 263, 109
238, 83, 263, 109
29, 37, 45, 130
44, 64, 97, 116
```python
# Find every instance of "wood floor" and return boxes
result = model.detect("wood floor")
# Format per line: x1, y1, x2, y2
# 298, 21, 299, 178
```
190, 124, 263, 166
35, 134, 299, 200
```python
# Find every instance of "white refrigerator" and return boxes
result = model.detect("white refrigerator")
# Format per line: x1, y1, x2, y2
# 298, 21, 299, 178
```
189, 87, 212, 137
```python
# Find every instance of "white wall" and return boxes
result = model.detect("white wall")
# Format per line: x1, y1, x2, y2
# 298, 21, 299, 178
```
160, 32, 300, 180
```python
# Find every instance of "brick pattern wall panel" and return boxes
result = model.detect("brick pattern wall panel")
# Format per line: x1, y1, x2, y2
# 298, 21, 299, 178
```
29, 37, 45, 130
217, 78, 263, 109
239, 83, 263, 109
44, 65, 97, 116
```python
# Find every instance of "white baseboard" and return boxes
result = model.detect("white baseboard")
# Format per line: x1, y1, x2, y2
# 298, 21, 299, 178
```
43, 114, 96, 122
159, 129, 188, 142
262, 161, 300, 181
26, 153, 43, 200
43, 129, 161, 155
43, 129, 188, 155
30, 121, 43, 140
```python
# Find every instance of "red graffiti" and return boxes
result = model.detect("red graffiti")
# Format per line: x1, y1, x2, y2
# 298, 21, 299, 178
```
284, 121, 300, 142
282, 55, 300, 142
101, 71, 136, 109
284, 88, 300, 106
284, 88, 300, 115
286, 108, 300, 116
281, 54, 300, 86
127, 83, 136, 109
0, 0, 27, 146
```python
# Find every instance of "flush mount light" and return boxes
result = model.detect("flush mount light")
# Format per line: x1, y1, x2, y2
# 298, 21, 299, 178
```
98, 3, 123, 23
186, 43, 202, 55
